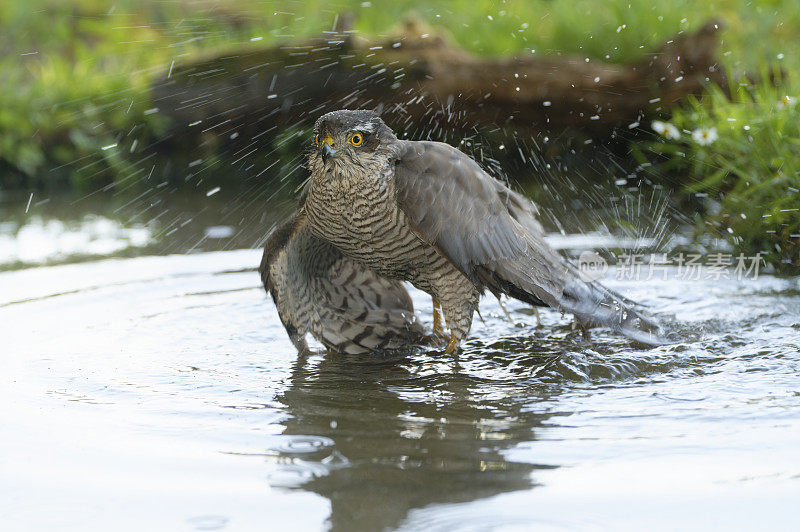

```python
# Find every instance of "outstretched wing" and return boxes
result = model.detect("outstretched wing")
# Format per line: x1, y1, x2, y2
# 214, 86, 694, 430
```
393, 140, 666, 344
393, 140, 566, 306
260, 211, 426, 354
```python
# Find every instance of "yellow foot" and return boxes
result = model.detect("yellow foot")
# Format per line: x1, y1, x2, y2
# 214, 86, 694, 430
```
432, 297, 445, 337
444, 334, 460, 355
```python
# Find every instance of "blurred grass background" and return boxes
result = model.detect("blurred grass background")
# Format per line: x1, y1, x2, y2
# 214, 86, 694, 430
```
4, 0, 798, 189
2, 0, 799, 271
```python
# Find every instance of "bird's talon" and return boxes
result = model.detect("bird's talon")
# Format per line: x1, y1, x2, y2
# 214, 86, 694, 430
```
431, 330, 449, 346
444, 335, 460, 355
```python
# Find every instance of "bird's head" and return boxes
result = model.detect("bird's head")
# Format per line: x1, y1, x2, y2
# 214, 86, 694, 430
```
308, 110, 397, 179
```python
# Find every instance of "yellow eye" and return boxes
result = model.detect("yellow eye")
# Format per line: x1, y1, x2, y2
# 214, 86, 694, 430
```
314, 134, 320, 146
349, 132, 363, 146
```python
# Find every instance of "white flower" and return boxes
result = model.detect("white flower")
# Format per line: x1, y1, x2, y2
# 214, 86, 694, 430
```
651, 120, 680, 140
777, 95, 796, 108
692, 127, 718, 146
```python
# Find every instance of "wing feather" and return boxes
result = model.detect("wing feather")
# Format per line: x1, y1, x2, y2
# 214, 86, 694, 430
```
393, 140, 565, 304
392, 140, 666, 344
260, 212, 426, 354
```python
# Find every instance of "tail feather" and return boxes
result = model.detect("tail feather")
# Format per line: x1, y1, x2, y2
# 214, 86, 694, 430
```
478, 247, 669, 346
558, 275, 668, 346
497, 185, 669, 344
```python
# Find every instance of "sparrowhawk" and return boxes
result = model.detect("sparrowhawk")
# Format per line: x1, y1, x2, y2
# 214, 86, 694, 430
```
260, 110, 662, 354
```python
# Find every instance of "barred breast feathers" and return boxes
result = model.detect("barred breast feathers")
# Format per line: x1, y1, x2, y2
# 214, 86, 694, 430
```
259, 211, 426, 354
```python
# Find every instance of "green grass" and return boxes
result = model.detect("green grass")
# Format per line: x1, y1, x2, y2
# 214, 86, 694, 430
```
637, 73, 800, 273
3, 0, 798, 191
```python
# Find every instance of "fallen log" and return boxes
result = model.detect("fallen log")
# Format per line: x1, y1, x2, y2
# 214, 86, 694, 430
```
152, 17, 727, 142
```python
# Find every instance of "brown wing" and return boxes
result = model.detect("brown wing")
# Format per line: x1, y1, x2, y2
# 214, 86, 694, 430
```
260, 211, 426, 354
393, 140, 566, 306
392, 140, 667, 345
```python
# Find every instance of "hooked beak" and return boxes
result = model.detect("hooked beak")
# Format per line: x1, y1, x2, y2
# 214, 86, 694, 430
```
321, 143, 338, 163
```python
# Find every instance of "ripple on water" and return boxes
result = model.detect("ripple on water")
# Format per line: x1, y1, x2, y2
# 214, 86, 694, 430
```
267, 434, 336, 454
2, 253, 800, 531
185, 515, 230, 531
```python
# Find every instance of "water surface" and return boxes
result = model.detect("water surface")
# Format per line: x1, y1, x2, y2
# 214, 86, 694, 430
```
2, 243, 799, 530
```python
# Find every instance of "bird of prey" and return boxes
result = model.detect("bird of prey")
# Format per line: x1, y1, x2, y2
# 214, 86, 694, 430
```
260, 109, 662, 354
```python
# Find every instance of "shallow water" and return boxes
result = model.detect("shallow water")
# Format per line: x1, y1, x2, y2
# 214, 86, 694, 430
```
2, 244, 799, 531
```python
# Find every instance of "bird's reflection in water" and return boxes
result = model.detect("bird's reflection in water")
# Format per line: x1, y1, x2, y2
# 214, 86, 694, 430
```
270, 347, 564, 531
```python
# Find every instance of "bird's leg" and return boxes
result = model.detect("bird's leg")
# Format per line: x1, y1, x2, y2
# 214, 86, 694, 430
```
432, 297, 446, 337
444, 334, 460, 355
